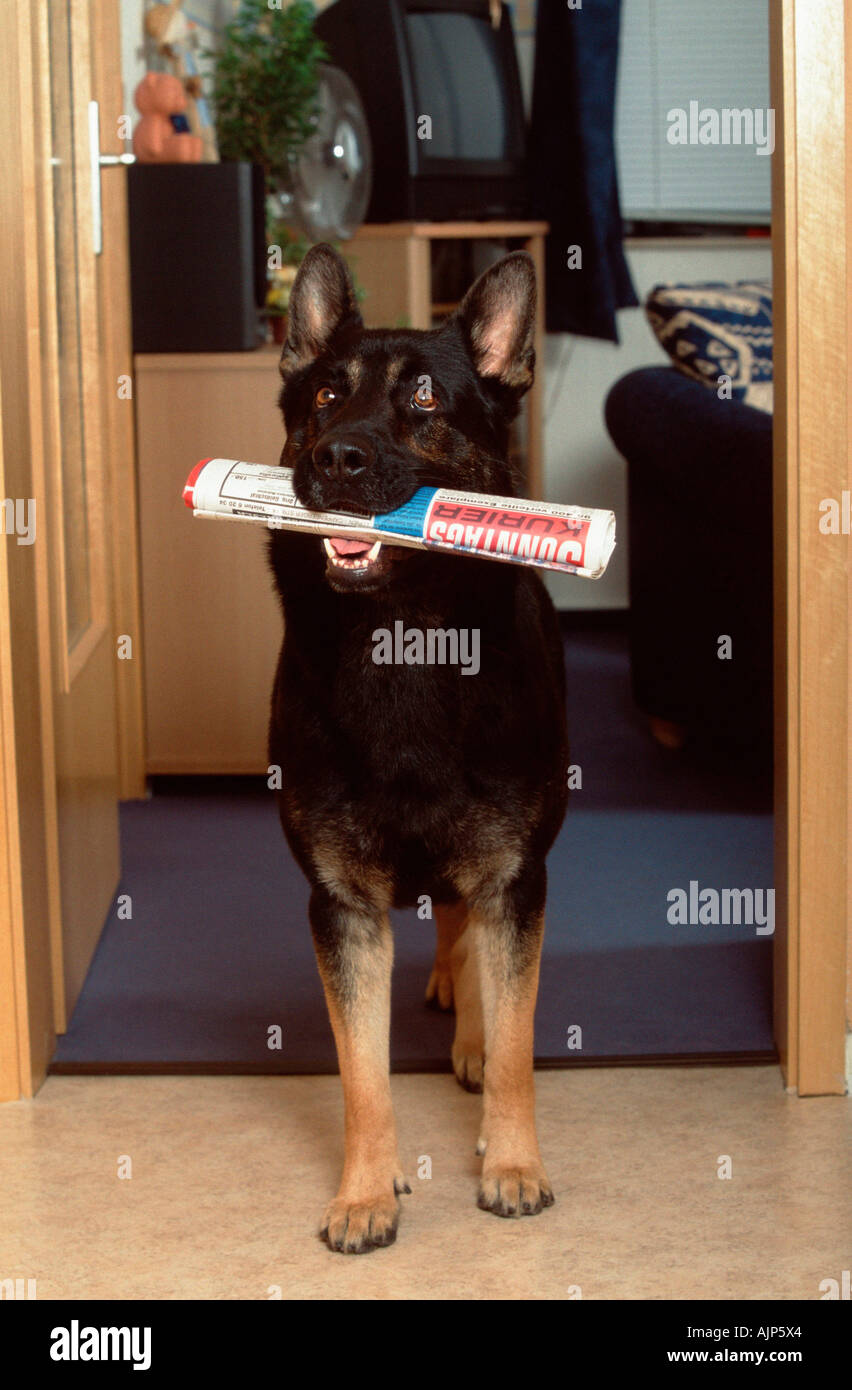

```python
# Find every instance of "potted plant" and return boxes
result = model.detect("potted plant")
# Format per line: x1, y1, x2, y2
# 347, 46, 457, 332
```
264, 269, 295, 344
206, 0, 326, 203
263, 215, 368, 344
263, 221, 307, 343
207, 1, 327, 344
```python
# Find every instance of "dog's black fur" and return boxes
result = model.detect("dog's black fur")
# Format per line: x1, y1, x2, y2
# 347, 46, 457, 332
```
267, 244, 568, 1251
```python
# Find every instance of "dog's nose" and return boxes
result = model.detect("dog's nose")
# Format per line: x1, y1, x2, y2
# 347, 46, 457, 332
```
312, 435, 372, 481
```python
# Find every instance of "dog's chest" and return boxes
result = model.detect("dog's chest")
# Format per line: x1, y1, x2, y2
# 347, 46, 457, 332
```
280, 602, 503, 806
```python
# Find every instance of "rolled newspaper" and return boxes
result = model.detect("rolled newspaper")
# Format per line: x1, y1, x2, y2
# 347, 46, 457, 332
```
183, 458, 616, 580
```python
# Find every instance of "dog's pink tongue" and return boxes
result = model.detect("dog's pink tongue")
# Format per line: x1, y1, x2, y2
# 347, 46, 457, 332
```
327, 535, 371, 556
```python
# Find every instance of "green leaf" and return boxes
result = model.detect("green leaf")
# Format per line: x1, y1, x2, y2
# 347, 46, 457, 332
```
205, 0, 327, 187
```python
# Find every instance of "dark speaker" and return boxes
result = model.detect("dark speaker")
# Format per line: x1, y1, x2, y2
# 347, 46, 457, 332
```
127, 163, 267, 352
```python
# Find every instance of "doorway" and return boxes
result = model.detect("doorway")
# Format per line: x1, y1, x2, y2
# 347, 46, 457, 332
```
0, 0, 847, 1102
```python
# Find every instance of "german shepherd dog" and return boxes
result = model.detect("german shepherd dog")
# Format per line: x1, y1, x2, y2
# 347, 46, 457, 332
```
268, 244, 569, 1253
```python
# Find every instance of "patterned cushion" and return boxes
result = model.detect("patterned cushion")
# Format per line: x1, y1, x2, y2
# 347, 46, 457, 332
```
645, 281, 773, 413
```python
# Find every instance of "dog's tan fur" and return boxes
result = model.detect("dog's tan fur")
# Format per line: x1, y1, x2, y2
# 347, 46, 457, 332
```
315, 912, 410, 1253
317, 889, 550, 1246
474, 907, 552, 1215
426, 901, 486, 1092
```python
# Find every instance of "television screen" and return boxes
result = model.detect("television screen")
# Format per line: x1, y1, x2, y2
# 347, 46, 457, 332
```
404, 12, 517, 161
314, 0, 529, 219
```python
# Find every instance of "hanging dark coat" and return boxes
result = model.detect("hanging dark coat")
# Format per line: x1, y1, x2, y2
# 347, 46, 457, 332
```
529, 0, 638, 341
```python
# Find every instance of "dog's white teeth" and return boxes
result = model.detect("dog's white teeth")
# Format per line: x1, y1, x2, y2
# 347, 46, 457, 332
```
322, 538, 383, 571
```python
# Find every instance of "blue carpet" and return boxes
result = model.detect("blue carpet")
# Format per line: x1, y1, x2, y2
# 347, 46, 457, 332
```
51, 623, 774, 1071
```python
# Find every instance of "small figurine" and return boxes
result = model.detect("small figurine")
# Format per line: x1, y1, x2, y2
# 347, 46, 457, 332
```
144, 1, 218, 163
132, 72, 203, 163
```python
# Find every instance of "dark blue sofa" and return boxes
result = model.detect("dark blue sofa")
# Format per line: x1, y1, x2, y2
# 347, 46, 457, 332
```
605, 366, 774, 767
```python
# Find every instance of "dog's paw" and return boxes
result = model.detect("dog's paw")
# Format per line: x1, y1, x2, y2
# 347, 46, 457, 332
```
320, 1179, 410, 1255
452, 1041, 484, 1092
425, 963, 454, 1010
477, 1164, 554, 1219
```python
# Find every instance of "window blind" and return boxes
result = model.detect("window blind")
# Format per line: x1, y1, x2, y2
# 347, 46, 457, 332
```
614, 0, 771, 222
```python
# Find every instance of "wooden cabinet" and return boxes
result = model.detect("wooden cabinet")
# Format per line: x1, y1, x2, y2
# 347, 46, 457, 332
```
136, 222, 548, 774
136, 345, 284, 774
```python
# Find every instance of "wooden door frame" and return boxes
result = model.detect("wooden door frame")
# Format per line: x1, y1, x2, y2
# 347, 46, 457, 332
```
0, 0, 145, 1100
90, 0, 147, 805
0, 0, 58, 1101
1, 0, 849, 1100
770, 0, 849, 1096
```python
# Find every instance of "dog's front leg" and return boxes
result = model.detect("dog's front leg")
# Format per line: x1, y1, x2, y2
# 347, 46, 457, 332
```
470, 864, 554, 1219
309, 887, 409, 1253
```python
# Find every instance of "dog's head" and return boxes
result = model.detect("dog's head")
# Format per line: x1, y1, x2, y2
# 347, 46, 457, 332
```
277, 242, 536, 594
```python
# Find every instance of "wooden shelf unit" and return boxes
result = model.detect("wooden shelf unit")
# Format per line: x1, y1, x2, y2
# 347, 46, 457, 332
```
344, 221, 549, 496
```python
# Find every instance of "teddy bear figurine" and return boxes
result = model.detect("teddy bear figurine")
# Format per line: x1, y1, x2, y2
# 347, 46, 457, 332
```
132, 72, 203, 164
143, 0, 218, 163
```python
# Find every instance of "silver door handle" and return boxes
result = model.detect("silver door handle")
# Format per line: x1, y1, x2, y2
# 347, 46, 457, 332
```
88, 100, 136, 256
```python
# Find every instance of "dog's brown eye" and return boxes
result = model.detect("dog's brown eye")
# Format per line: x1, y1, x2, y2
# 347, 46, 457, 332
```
411, 384, 438, 412
315, 386, 336, 408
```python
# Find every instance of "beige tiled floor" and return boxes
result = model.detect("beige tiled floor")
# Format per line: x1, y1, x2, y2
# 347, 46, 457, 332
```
0, 1067, 849, 1300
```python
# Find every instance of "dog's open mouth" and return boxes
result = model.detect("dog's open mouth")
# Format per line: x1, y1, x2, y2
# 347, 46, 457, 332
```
320, 534, 395, 591
322, 536, 383, 572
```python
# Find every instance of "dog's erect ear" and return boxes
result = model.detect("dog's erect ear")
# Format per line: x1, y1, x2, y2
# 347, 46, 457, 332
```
279, 243, 362, 379
454, 251, 536, 391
